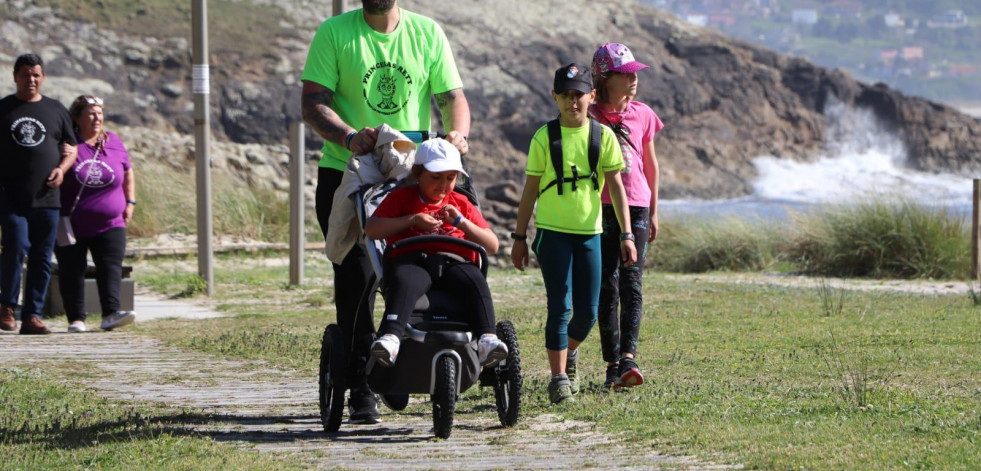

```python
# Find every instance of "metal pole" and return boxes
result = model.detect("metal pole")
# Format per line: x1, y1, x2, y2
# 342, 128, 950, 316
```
973, 179, 980, 279
289, 122, 305, 286
193, 0, 214, 296
333, 0, 344, 17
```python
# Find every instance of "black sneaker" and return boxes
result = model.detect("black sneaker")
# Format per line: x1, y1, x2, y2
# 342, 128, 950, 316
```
347, 387, 380, 424
618, 357, 644, 388
603, 363, 619, 388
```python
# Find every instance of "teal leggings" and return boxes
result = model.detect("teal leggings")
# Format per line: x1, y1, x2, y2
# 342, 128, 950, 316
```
532, 228, 601, 351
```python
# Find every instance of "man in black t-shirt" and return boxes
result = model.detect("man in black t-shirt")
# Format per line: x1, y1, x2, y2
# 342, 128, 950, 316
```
0, 53, 77, 335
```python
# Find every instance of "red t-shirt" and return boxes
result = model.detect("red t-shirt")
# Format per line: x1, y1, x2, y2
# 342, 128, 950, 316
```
371, 185, 490, 263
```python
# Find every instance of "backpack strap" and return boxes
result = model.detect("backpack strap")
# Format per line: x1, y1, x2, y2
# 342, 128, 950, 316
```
538, 118, 603, 196
587, 119, 601, 191
545, 119, 564, 195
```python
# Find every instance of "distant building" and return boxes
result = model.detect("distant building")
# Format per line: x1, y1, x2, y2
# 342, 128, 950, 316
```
948, 65, 978, 77
927, 10, 968, 29
792, 9, 818, 25
883, 12, 904, 28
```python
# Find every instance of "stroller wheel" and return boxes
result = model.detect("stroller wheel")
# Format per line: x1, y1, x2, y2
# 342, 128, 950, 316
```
319, 324, 348, 432
493, 320, 522, 427
431, 354, 457, 439
381, 393, 410, 411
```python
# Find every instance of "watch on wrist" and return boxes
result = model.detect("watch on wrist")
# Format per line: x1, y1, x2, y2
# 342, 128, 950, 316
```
620, 232, 635, 241
510, 232, 527, 241
127, 200, 137, 206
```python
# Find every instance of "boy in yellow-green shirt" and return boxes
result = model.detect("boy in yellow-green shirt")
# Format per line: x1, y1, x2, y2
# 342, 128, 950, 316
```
510, 63, 637, 404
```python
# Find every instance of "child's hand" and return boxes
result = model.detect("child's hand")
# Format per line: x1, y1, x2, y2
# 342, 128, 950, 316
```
441, 204, 461, 221
511, 241, 529, 271
410, 213, 440, 232
621, 239, 638, 267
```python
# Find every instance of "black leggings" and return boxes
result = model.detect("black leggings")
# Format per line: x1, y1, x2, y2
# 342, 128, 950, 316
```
379, 259, 495, 338
316, 167, 377, 347
53, 226, 126, 322
598, 205, 650, 363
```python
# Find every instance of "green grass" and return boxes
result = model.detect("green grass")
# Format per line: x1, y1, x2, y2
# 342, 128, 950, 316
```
118, 252, 981, 470
652, 198, 971, 279
0, 367, 300, 470
127, 159, 312, 242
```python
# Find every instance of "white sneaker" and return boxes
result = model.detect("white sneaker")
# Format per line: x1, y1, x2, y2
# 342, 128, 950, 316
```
370, 334, 400, 367
68, 321, 87, 333
477, 334, 508, 367
101, 311, 135, 331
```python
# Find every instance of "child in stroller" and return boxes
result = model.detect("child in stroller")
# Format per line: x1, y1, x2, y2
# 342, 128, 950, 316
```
317, 136, 520, 438
365, 139, 508, 368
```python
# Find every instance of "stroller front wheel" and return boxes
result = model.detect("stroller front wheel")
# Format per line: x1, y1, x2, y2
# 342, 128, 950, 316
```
431, 354, 458, 439
319, 324, 348, 432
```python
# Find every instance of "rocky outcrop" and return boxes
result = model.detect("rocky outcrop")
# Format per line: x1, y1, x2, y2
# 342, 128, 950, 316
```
2, 0, 978, 224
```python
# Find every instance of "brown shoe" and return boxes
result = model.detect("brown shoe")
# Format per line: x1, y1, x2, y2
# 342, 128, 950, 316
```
19, 315, 52, 335
0, 305, 15, 331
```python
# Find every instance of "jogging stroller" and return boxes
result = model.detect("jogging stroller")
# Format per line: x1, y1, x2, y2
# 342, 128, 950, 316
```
318, 164, 522, 439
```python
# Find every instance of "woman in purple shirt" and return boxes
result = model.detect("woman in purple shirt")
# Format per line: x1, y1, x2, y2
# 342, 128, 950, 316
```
56, 95, 137, 332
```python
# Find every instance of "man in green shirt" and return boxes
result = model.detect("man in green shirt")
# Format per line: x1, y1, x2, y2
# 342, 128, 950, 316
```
301, 0, 471, 424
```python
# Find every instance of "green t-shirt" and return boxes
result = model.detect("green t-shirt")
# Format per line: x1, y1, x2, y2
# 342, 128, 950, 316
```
527, 122, 625, 235
302, 8, 464, 170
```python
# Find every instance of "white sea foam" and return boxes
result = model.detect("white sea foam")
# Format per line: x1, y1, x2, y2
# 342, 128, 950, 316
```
662, 101, 974, 219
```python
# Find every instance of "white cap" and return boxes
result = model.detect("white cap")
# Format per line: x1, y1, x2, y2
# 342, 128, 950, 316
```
414, 139, 469, 177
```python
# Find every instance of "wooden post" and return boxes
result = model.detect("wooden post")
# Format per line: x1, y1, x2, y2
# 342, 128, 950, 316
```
289, 122, 305, 286
973, 179, 981, 279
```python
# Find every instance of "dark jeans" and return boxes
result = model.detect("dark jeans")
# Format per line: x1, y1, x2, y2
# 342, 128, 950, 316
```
0, 207, 59, 318
598, 205, 650, 363
316, 167, 376, 355
531, 228, 601, 351
54, 227, 126, 322
379, 258, 495, 338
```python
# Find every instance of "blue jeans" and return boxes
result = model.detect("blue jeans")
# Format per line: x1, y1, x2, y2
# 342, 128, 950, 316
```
1, 208, 59, 318
532, 229, 601, 351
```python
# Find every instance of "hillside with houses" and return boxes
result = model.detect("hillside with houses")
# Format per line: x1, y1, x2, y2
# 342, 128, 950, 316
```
643, 0, 981, 103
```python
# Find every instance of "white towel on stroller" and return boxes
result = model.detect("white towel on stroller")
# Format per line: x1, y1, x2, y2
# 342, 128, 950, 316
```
325, 124, 417, 264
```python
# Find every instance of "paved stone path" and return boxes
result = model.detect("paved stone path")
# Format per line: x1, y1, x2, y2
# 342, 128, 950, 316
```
1, 331, 732, 470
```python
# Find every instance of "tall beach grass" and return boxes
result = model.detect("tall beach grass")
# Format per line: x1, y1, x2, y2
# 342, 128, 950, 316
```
652, 198, 970, 279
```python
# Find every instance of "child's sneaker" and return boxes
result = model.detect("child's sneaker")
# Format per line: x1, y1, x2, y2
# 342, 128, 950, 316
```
477, 334, 508, 366
370, 334, 400, 367
618, 357, 644, 388
547, 374, 576, 404
68, 321, 87, 333
603, 363, 619, 388
565, 348, 580, 395
101, 311, 135, 331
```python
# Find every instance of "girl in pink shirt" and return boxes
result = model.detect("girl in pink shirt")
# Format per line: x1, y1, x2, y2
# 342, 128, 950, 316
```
588, 42, 664, 388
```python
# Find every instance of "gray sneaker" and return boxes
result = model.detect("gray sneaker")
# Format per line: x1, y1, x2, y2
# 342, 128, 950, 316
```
565, 348, 580, 395
547, 375, 576, 404
101, 311, 135, 331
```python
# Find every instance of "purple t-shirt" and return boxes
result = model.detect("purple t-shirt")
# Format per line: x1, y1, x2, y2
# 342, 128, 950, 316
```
589, 101, 664, 207
60, 131, 132, 237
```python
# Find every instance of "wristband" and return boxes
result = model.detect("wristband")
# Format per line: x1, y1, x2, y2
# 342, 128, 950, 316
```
620, 232, 634, 241
452, 214, 465, 227
127, 200, 137, 206
510, 232, 527, 241
344, 131, 357, 150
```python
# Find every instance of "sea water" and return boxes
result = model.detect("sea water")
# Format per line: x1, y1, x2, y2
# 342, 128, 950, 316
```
661, 101, 979, 222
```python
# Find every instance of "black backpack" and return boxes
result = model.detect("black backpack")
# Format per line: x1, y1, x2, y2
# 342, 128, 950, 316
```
538, 118, 602, 196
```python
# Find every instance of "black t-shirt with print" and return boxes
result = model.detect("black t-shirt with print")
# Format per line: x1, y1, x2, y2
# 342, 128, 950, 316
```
0, 94, 76, 211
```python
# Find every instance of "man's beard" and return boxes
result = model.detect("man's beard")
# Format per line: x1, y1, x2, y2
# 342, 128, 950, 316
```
362, 0, 395, 14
